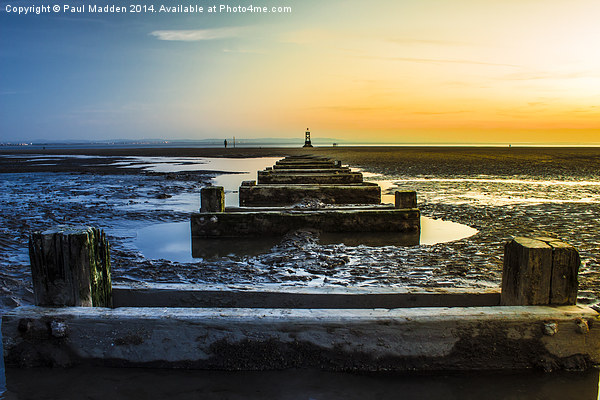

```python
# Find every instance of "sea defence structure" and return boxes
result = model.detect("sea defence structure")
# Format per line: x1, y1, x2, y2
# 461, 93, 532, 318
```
2, 157, 598, 372
2, 226, 598, 371
191, 155, 420, 237
240, 156, 380, 206
241, 155, 381, 206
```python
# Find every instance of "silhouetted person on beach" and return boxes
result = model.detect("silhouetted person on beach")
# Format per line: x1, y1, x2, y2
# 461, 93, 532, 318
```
224, 140, 228, 148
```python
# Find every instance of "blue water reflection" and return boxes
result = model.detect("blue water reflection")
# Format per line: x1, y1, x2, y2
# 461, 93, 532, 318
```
134, 216, 478, 263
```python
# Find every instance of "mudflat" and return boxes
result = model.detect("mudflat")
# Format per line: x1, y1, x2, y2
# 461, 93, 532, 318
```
0, 146, 598, 311
2, 146, 600, 178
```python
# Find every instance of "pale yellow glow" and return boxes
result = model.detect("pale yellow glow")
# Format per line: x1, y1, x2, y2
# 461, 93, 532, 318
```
160, 0, 600, 143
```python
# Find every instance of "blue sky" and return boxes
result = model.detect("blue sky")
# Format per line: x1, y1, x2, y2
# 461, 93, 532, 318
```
1, 0, 290, 141
2, 0, 599, 144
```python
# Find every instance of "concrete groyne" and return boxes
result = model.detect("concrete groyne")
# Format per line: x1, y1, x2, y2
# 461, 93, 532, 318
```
2, 228, 598, 371
240, 156, 381, 206
192, 155, 420, 237
2, 155, 598, 372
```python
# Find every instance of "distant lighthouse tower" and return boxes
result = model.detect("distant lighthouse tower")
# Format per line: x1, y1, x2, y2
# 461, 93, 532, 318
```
303, 128, 313, 148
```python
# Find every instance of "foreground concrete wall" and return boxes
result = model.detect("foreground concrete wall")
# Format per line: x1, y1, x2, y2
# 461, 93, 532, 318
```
112, 283, 501, 308
191, 208, 420, 237
3, 305, 598, 371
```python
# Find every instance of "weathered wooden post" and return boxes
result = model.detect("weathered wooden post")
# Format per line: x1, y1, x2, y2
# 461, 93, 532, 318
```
501, 237, 580, 306
200, 186, 225, 212
395, 191, 417, 209
537, 237, 581, 305
29, 226, 112, 307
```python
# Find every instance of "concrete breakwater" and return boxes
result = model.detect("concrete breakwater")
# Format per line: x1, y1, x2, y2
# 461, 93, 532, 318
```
192, 155, 420, 237
3, 269, 598, 371
2, 155, 599, 372
2, 229, 598, 371
4, 303, 598, 371
240, 155, 381, 206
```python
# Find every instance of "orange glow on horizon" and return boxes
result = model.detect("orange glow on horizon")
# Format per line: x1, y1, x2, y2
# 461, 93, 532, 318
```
144, 0, 600, 144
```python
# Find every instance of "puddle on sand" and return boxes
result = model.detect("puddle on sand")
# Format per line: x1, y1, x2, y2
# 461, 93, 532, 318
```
113, 156, 281, 207
135, 222, 283, 262
134, 222, 196, 263
420, 217, 478, 245
361, 171, 600, 206
134, 216, 478, 262
131, 160, 478, 262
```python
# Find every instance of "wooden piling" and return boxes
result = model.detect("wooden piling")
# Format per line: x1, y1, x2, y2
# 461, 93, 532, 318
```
536, 237, 581, 305
501, 237, 580, 306
29, 226, 112, 307
200, 186, 225, 212
395, 191, 417, 209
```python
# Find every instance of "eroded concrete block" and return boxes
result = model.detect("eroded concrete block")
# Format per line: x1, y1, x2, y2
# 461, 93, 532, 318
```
261, 167, 352, 175
395, 191, 417, 209
200, 186, 224, 213
258, 171, 363, 185
239, 184, 381, 206
191, 208, 420, 237
112, 283, 502, 308
273, 164, 341, 170
276, 157, 332, 165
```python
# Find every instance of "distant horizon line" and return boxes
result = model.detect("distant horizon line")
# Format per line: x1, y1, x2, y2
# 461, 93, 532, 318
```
1, 138, 600, 148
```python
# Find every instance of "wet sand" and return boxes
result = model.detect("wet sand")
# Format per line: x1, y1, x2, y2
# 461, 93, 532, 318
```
0, 146, 599, 309
3, 146, 600, 178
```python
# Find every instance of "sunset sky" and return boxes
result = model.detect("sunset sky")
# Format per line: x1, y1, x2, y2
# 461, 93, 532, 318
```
1, 0, 599, 144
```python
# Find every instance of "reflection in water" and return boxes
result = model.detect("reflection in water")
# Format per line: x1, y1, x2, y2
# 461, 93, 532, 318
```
420, 217, 478, 245
362, 172, 600, 206
136, 216, 477, 262
113, 156, 282, 207
4, 366, 599, 400
135, 222, 196, 263
191, 237, 282, 259
130, 159, 479, 261
319, 231, 419, 247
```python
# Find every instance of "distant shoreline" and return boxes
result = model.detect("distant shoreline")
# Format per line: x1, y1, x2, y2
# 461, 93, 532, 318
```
2, 143, 600, 151
1, 146, 599, 180
2, 144, 600, 154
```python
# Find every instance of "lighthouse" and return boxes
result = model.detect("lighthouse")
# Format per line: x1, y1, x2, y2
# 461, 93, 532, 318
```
303, 128, 313, 148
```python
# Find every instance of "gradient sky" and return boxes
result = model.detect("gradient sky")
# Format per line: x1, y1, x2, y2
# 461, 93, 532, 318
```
1, 0, 599, 144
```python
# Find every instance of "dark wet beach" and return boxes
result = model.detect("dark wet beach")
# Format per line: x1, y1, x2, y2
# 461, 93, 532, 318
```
0, 146, 599, 398
1, 147, 598, 308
